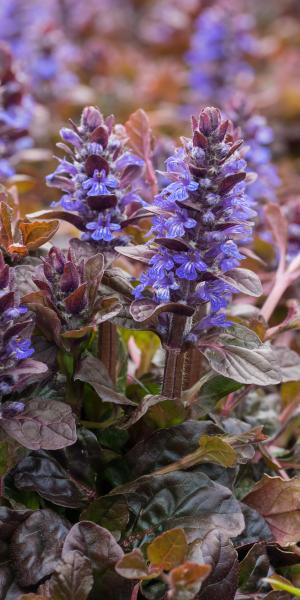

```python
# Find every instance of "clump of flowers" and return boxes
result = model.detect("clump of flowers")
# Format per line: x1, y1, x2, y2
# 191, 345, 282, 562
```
0, 0, 78, 101
0, 250, 35, 398
134, 106, 255, 330
187, 0, 259, 103
227, 96, 280, 206
46, 106, 145, 248
0, 43, 33, 179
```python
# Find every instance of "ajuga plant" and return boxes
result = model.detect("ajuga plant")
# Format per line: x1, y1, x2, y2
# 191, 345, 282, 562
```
44, 105, 147, 380
227, 95, 280, 207
187, 0, 259, 103
119, 107, 282, 396
2, 109, 300, 600
46, 105, 145, 249
0, 0, 78, 101
0, 250, 47, 399
0, 43, 33, 179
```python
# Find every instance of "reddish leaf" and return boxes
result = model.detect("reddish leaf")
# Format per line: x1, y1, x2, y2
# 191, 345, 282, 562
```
125, 109, 153, 161
19, 220, 59, 250
244, 475, 300, 545
0, 200, 13, 248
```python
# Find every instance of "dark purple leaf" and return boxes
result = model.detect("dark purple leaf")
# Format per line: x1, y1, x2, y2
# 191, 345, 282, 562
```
125, 420, 222, 479
26, 210, 86, 232
10, 358, 48, 393
40, 551, 93, 600
110, 468, 244, 544
10, 509, 70, 587
197, 531, 239, 600
12, 451, 88, 508
85, 154, 109, 176
87, 194, 118, 211
219, 268, 262, 297
115, 244, 155, 264
74, 354, 135, 405
80, 496, 129, 541
62, 522, 123, 572
130, 299, 194, 323
1, 398, 77, 450
238, 542, 269, 594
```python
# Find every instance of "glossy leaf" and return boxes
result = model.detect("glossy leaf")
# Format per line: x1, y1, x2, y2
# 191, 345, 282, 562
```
10, 509, 70, 587
80, 496, 129, 540
110, 469, 245, 543
12, 451, 87, 508
201, 331, 280, 385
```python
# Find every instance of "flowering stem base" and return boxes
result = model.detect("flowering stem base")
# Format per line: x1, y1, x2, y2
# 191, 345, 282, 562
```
162, 314, 188, 399
183, 347, 204, 390
98, 321, 118, 384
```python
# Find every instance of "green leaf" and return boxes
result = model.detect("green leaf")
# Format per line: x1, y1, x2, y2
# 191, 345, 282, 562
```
196, 435, 237, 468
196, 375, 242, 414
147, 528, 188, 570
265, 575, 300, 597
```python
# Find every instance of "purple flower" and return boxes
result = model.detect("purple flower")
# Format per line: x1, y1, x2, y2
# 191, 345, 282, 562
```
82, 170, 119, 196
187, 3, 259, 103
0, 44, 34, 180
9, 337, 34, 360
134, 107, 254, 331
0, 250, 37, 398
174, 252, 207, 281
47, 106, 145, 249
86, 215, 121, 242
227, 97, 280, 206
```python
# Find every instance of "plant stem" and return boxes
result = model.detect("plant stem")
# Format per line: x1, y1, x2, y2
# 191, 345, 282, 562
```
130, 583, 140, 600
98, 321, 117, 385
162, 314, 188, 399
260, 274, 289, 322
183, 347, 204, 390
